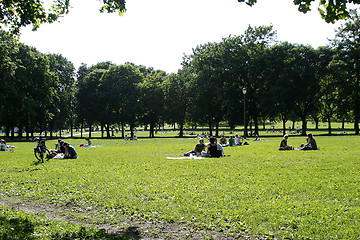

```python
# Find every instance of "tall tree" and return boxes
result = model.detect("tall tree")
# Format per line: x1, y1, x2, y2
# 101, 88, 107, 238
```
331, 9, 360, 134
186, 41, 226, 137
317, 46, 339, 134
163, 69, 192, 137
77, 68, 106, 138
262, 42, 297, 135
139, 70, 165, 138
100, 63, 143, 138
47, 53, 76, 138
237, 25, 277, 136
14, 44, 58, 139
75, 63, 90, 138
290, 45, 321, 135
0, 31, 18, 133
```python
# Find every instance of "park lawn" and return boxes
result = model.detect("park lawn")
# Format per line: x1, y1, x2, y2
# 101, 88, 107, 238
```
0, 135, 359, 239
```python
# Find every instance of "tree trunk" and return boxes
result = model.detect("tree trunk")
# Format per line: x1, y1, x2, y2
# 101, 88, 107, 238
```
354, 64, 360, 135
215, 121, 219, 137
49, 121, 53, 139
208, 119, 213, 137
254, 117, 259, 136
26, 123, 30, 140
106, 124, 110, 138
44, 123, 47, 138
88, 122, 92, 138
121, 122, 125, 138
301, 117, 307, 136
17, 126, 23, 138
130, 123, 135, 138
313, 116, 319, 130
101, 124, 104, 138
179, 123, 184, 137
328, 117, 332, 135
282, 119, 287, 136
342, 118, 345, 129
149, 123, 154, 138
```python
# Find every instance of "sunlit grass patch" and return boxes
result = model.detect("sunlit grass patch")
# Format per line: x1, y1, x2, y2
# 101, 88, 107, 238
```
0, 135, 359, 239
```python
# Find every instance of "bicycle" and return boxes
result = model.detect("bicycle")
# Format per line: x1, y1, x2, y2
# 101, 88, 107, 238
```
34, 139, 50, 163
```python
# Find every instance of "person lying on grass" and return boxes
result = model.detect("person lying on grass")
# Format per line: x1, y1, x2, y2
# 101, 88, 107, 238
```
279, 134, 293, 150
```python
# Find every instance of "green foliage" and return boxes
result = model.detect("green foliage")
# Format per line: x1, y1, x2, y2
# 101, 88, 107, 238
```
0, 135, 360, 238
0, 0, 126, 36
238, 0, 360, 23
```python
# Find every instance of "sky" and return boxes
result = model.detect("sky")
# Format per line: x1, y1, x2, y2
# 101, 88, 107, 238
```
19, 0, 345, 74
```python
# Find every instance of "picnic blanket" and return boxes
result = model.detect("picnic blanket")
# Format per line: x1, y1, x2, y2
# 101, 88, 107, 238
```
166, 155, 231, 160
166, 156, 204, 160
53, 153, 64, 159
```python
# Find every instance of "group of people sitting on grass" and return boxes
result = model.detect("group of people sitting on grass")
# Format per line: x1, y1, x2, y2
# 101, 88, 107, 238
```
218, 133, 247, 147
124, 134, 138, 140
184, 136, 226, 158
279, 133, 318, 150
52, 139, 78, 159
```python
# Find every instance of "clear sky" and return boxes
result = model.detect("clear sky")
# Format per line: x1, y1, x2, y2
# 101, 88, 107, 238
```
19, 0, 344, 73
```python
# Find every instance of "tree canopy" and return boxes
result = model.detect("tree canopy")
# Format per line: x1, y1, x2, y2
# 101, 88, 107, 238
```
237, 0, 360, 23
1, 0, 359, 36
0, 0, 126, 35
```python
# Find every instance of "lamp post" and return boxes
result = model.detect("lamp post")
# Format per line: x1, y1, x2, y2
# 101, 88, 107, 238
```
242, 87, 247, 138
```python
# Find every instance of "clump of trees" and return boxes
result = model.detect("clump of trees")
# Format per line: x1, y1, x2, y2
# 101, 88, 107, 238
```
1, 10, 360, 139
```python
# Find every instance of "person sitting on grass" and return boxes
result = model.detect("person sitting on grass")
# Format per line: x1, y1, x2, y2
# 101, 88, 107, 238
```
253, 133, 261, 141
279, 134, 293, 150
1, 139, 7, 151
85, 138, 92, 147
202, 136, 223, 158
219, 135, 228, 146
184, 138, 206, 157
80, 138, 92, 147
228, 135, 235, 146
64, 142, 78, 159
234, 134, 243, 146
300, 133, 318, 150
55, 139, 62, 152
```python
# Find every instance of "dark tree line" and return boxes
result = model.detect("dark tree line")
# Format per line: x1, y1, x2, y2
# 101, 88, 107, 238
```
1, 10, 360, 139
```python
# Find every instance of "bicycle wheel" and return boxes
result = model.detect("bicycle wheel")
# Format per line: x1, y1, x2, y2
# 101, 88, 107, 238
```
34, 147, 44, 163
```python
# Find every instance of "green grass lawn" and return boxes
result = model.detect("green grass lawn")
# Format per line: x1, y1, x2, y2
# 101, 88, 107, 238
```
0, 134, 359, 239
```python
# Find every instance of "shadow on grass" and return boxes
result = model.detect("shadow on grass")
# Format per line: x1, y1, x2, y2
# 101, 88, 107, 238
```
0, 215, 140, 240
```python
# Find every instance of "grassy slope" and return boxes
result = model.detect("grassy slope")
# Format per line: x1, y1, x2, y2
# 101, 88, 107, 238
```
0, 134, 359, 239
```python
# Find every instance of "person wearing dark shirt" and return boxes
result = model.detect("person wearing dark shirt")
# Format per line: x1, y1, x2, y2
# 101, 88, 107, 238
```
64, 142, 78, 159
